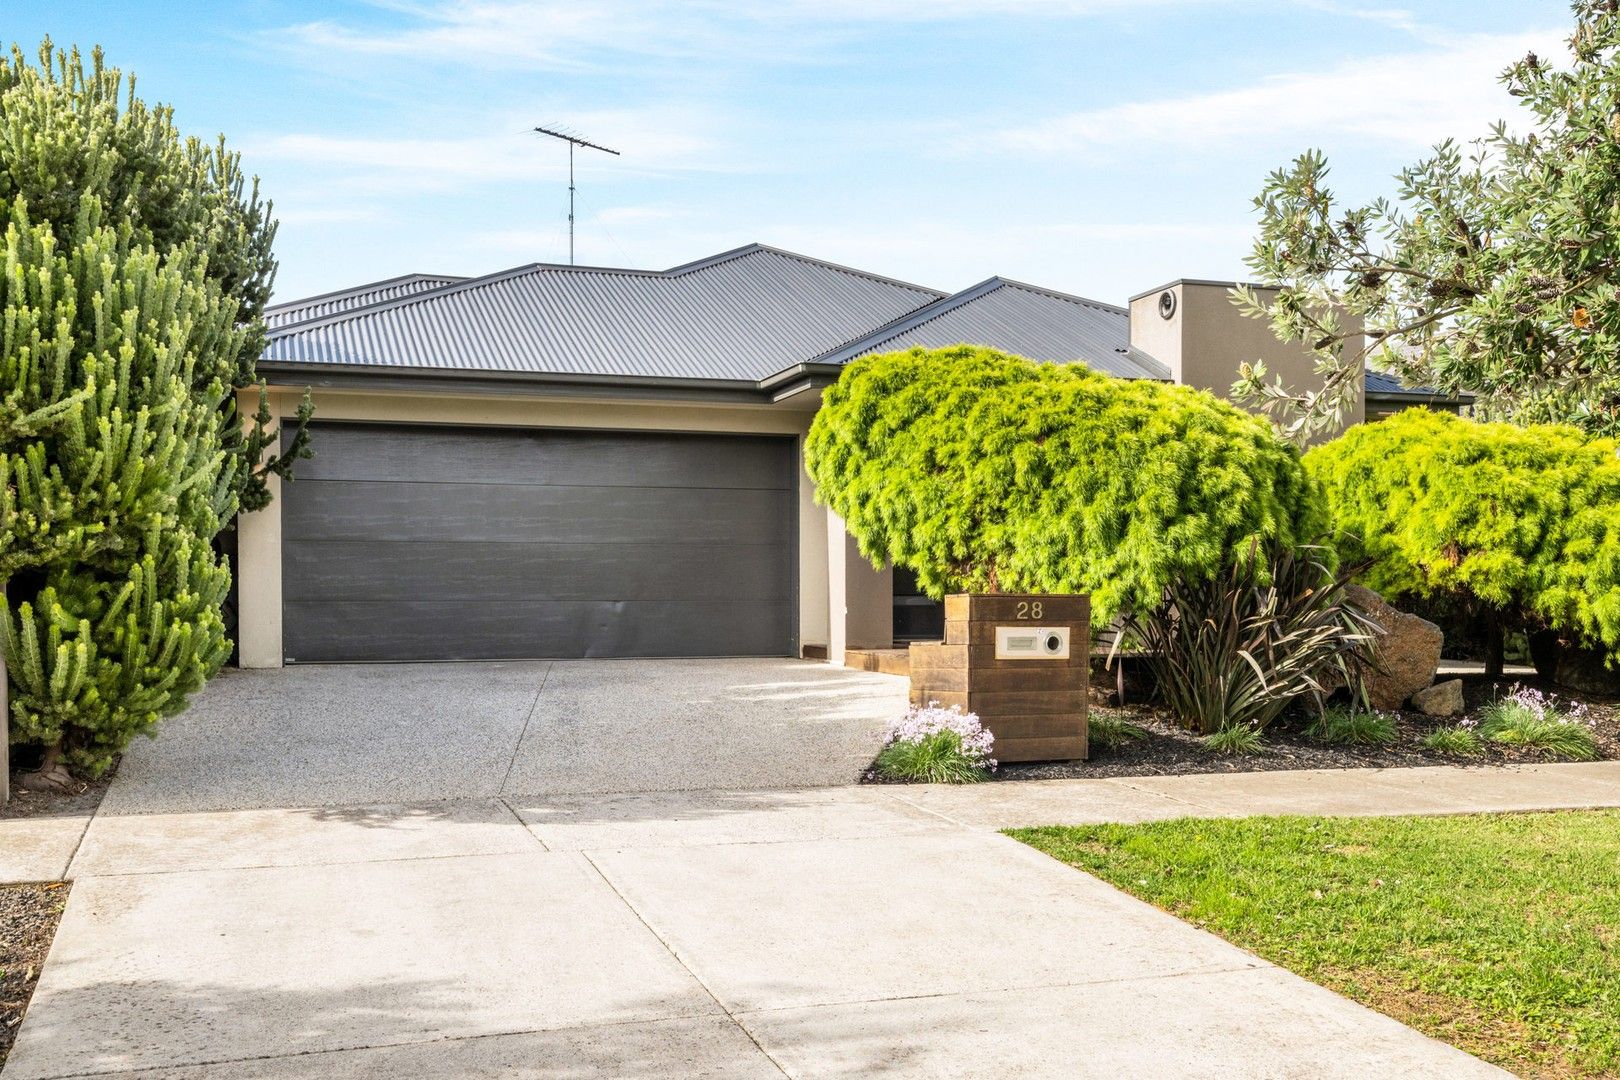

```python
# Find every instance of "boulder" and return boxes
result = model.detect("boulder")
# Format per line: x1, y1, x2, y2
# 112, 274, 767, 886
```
1346, 584, 1444, 712
1410, 678, 1465, 717
1553, 645, 1620, 698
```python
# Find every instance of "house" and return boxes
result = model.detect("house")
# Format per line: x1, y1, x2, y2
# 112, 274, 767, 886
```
240, 244, 1455, 668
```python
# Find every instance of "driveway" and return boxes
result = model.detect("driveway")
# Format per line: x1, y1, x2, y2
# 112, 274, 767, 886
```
103, 659, 909, 813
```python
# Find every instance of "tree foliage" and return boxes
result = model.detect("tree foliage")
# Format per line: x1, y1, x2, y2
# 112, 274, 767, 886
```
804, 345, 1325, 623
1236, 1, 1620, 441
0, 41, 303, 776
1304, 408, 1620, 667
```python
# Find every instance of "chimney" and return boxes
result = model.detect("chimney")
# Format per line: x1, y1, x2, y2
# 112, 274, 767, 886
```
1127, 280, 1364, 435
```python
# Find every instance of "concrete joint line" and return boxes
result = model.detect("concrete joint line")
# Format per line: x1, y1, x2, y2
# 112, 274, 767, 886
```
17, 1010, 731, 1080
725, 961, 1272, 1019
58, 813, 96, 882
1106, 778, 1227, 814
580, 852, 793, 1078
497, 795, 551, 851
499, 662, 554, 795
875, 788, 975, 829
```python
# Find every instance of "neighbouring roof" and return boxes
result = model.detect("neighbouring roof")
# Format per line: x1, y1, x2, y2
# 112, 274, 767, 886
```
264, 272, 467, 328
1365, 369, 1473, 402
813, 277, 1169, 380
262, 245, 947, 382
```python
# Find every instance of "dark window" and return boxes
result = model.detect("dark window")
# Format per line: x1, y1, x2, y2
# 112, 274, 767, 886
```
892, 565, 944, 643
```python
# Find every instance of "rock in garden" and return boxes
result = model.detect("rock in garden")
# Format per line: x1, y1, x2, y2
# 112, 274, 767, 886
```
1410, 678, 1465, 717
1346, 584, 1444, 711
1553, 645, 1620, 697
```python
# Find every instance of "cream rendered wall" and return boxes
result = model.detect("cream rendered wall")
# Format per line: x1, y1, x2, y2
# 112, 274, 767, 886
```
234, 386, 838, 669
1130, 282, 1365, 436
825, 513, 893, 664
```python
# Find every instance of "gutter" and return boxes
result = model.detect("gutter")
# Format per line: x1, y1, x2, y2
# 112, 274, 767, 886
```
255, 359, 846, 406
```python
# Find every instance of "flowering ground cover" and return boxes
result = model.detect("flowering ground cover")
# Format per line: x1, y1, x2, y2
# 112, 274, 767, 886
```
1014, 811, 1620, 1079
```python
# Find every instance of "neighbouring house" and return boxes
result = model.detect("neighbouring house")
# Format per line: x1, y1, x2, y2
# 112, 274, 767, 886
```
241, 244, 1462, 667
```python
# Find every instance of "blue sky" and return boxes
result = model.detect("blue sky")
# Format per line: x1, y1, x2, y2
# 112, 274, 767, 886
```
12, 1, 1571, 304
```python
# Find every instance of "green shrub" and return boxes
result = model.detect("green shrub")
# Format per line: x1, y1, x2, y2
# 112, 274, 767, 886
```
1422, 727, 1482, 755
1477, 686, 1599, 761
1203, 724, 1264, 755
1118, 543, 1376, 734
1305, 409, 1620, 670
805, 345, 1326, 624
1305, 705, 1398, 746
1089, 712, 1148, 750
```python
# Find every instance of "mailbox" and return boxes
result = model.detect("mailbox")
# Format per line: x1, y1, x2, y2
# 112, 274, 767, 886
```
908, 594, 1089, 762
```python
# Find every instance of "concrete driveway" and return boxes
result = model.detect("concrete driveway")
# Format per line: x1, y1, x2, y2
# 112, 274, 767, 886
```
102, 659, 909, 813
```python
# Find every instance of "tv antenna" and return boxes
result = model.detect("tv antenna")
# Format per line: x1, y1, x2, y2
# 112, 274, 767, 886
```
533, 125, 621, 265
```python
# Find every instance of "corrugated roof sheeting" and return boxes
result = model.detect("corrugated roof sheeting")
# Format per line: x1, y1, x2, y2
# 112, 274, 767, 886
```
823, 280, 1170, 380
264, 247, 944, 382
265, 273, 465, 328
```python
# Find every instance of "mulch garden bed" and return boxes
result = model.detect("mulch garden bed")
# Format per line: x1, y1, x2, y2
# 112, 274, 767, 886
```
0, 883, 69, 1066
996, 674, 1620, 782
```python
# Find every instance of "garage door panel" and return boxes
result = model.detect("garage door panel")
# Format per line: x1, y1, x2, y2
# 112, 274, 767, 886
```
294, 425, 793, 490
280, 423, 797, 661
283, 480, 794, 545
283, 600, 794, 662
283, 540, 792, 602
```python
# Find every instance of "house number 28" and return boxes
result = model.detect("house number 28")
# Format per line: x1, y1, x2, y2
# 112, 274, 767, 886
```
1015, 601, 1043, 620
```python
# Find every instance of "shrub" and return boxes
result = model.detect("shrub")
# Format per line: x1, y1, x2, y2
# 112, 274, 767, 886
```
1422, 727, 1482, 755
805, 345, 1326, 624
1304, 409, 1620, 673
1116, 543, 1377, 735
873, 703, 996, 783
1305, 705, 1398, 746
1203, 724, 1264, 755
1477, 685, 1599, 761
1089, 712, 1148, 750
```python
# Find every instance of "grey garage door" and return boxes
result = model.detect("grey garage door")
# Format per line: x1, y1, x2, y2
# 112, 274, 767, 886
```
280, 422, 797, 662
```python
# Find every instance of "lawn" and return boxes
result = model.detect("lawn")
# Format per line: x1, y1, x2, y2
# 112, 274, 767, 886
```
1012, 811, 1620, 1079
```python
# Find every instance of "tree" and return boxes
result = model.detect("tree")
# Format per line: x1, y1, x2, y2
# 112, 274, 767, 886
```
1235, 1, 1620, 442
1303, 408, 1620, 675
0, 42, 307, 785
804, 345, 1326, 624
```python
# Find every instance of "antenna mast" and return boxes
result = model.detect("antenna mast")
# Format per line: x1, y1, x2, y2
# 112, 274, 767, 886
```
532, 125, 621, 265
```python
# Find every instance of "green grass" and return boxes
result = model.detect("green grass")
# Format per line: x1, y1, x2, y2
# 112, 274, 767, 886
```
1202, 724, 1264, 755
1012, 811, 1620, 1077
1304, 704, 1398, 746
1478, 700, 1599, 761
1089, 712, 1148, 750
1422, 726, 1483, 755
873, 731, 989, 783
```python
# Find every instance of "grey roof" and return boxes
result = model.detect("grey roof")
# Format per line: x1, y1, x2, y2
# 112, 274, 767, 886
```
263, 245, 946, 382
812, 277, 1170, 380
265, 273, 467, 328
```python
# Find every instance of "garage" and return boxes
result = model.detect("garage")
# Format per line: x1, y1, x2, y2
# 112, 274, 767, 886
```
280, 422, 798, 662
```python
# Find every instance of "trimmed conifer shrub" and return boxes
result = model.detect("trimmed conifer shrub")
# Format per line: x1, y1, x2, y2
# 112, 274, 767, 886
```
804, 345, 1326, 623
1304, 408, 1620, 674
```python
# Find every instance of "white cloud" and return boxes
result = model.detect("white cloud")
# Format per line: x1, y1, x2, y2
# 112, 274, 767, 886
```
272, 0, 1237, 70
996, 28, 1567, 157
242, 106, 732, 195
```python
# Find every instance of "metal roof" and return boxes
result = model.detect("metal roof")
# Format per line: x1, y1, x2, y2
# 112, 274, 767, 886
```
813, 277, 1171, 380
264, 273, 466, 328
263, 245, 946, 382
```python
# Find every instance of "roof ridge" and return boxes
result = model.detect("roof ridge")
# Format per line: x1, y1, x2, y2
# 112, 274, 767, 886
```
994, 277, 1128, 316
264, 272, 466, 313
807, 278, 1006, 363
266, 262, 548, 336
668, 242, 948, 298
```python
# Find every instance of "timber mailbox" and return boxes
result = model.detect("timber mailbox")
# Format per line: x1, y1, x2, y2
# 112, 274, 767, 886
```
908, 594, 1089, 763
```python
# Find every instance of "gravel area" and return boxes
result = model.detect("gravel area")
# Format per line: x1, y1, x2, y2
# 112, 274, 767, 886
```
0, 882, 70, 1068
977, 675, 1618, 783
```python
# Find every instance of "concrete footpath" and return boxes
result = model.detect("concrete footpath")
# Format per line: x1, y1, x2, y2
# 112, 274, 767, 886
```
6, 762, 1618, 1078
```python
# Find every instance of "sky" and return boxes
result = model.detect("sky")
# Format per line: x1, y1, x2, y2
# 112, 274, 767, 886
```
10, 1, 1573, 305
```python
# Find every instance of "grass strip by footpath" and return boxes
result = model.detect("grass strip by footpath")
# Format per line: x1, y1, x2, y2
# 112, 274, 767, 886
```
1012, 810, 1620, 1079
